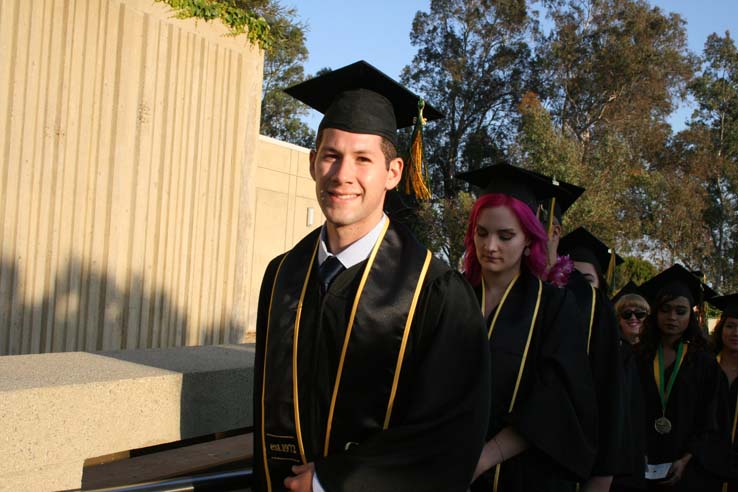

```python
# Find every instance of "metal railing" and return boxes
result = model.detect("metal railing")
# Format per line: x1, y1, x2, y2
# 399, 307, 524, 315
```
62, 468, 253, 492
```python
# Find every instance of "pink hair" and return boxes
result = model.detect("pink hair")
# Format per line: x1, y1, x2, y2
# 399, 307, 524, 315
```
463, 193, 548, 286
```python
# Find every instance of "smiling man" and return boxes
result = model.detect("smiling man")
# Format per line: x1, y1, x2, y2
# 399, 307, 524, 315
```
252, 61, 491, 492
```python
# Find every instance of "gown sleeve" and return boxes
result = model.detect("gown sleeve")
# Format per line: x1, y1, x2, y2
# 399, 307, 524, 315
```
507, 285, 598, 480
314, 269, 492, 492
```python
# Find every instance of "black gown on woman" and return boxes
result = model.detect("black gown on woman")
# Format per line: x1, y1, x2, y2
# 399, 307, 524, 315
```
470, 269, 597, 492
638, 348, 729, 491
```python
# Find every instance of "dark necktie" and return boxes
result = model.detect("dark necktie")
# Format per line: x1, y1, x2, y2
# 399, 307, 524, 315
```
319, 255, 345, 295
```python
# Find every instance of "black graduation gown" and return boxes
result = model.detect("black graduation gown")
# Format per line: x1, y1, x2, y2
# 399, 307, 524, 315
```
566, 270, 631, 478
470, 270, 597, 492
253, 223, 491, 492
693, 370, 738, 491
722, 376, 738, 491
612, 336, 647, 491
639, 348, 729, 491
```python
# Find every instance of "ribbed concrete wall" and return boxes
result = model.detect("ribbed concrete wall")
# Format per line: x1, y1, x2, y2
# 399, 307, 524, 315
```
0, 0, 264, 355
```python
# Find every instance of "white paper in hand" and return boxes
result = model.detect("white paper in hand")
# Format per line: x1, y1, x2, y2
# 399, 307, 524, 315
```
645, 462, 672, 480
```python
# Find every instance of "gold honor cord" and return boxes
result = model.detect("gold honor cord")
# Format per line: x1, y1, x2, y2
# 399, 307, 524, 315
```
323, 219, 391, 456
292, 241, 320, 465
261, 254, 289, 492
586, 285, 596, 355
383, 249, 433, 429
482, 272, 521, 339
492, 279, 543, 492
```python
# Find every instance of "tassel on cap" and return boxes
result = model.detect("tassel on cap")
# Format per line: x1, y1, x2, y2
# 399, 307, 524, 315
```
547, 197, 557, 239
401, 99, 432, 200
606, 249, 616, 292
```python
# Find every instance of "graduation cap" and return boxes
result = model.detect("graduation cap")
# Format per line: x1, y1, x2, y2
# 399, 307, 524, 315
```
536, 177, 585, 238
558, 227, 623, 286
285, 61, 443, 199
611, 279, 640, 303
455, 163, 563, 213
639, 264, 717, 308
708, 294, 738, 319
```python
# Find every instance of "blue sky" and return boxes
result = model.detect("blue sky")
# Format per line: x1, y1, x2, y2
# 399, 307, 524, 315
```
285, 0, 737, 131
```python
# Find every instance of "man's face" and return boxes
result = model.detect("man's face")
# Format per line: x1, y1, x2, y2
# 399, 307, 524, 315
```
310, 128, 402, 234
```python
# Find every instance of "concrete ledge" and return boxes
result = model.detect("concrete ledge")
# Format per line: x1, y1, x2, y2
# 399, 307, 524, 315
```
0, 344, 255, 491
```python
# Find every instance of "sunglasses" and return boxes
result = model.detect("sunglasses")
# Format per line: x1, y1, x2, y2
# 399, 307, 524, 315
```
620, 310, 647, 320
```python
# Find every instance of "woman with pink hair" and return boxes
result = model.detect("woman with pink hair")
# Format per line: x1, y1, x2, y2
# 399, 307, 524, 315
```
457, 164, 597, 492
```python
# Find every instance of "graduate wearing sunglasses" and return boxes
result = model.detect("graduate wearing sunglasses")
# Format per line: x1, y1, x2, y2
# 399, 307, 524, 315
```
614, 286, 651, 345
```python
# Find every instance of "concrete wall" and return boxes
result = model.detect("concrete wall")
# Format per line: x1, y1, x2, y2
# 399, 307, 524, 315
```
0, 0, 264, 355
245, 135, 323, 334
0, 344, 256, 491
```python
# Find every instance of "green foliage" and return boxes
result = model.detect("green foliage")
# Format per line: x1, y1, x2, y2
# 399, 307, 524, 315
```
414, 192, 475, 269
615, 256, 658, 290
157, 0, 272, 48
402, 0, 536, 198
259, 3, 315, 146
662, 32, 738, 291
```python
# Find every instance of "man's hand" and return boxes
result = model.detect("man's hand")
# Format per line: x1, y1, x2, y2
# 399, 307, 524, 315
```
284, 462, 315, 492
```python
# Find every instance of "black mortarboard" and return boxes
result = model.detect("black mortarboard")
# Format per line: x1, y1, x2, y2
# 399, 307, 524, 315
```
639, 264, 717, 307
284, 60, 443, 148
708, 294, 738, 319
611, 280, 641, 303
538, 177, 585, 224
558, 227, 623, 281
455, 163, 563, 213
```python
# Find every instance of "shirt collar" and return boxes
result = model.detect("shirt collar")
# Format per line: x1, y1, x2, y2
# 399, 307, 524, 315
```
318, 215, 387, 269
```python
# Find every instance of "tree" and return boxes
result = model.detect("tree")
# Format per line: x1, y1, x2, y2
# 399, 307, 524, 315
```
414, 192, 476, 270
615, 256, 658, 290
402, 0, 536, 199
536, 0, 694, 145
531, 0, 695, 254
662, 32, 738, 291
254, 1, 315, 147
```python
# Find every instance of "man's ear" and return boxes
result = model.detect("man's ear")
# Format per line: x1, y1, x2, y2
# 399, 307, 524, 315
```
385, 157, 403, 190
309, 149, 317, 181
552, 223, 562, 241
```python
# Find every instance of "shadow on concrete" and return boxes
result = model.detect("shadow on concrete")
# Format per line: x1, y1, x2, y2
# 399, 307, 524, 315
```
0, 254, 255, 444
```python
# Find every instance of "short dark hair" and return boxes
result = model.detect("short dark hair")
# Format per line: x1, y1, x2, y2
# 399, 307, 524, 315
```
315, 129, 398, 169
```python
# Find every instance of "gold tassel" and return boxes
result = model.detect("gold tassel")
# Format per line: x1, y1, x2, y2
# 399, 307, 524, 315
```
402, 99, 431, 200
547, 197, 556, 239
606, 250, 616, 287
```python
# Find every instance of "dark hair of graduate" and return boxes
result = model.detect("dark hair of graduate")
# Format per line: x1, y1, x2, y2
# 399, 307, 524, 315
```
638, 291, 709, 359
462, 193, 548, 286
711, 314, 733, 355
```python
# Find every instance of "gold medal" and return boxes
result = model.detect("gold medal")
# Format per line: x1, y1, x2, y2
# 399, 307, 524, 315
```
654, 416, 672, 435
